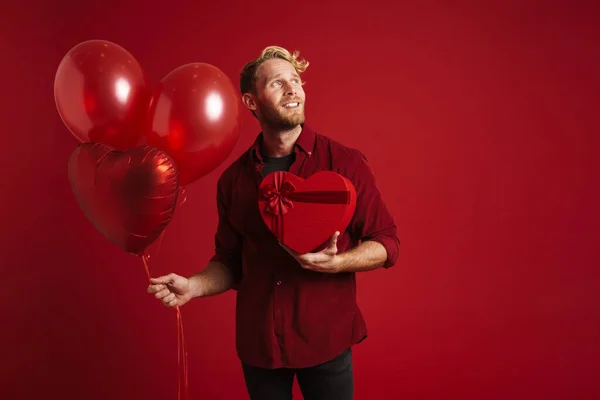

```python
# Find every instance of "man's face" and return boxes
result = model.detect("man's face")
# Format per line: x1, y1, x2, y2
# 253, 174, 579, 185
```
250, 58, 306, 129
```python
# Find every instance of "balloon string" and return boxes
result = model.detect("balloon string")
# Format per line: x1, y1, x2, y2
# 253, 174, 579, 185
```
176, 305, 189, 400
141, 253, 189, 400
176, 186, 188, 399
142, 187, 188, 399
141, 253, 151, 281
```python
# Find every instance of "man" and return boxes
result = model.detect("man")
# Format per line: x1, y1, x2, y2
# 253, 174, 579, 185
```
147, 46, 399, 400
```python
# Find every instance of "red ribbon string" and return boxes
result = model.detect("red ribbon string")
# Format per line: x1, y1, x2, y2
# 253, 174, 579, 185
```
141, 253, 189, 400
259, 171, 351, 242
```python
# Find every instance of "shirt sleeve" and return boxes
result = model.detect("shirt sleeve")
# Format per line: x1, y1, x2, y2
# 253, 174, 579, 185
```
209, 176, 244, 289
346, 151, 400, 268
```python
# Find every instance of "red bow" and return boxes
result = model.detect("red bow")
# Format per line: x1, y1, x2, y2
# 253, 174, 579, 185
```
261, 180, 296, 216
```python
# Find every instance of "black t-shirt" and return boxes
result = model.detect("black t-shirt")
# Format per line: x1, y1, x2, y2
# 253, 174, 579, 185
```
261, 151, 296, 176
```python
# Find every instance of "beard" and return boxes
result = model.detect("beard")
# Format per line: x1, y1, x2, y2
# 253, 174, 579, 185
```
257, 101, 305, 130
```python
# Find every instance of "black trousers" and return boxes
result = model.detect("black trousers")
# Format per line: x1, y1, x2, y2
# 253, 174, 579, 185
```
241, 348, 354, 400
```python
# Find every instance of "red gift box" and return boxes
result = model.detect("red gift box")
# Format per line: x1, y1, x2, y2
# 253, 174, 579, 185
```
258, 170, 357, 254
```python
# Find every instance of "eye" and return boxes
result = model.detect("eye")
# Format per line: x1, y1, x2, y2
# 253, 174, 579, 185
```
272, 80, 282, 87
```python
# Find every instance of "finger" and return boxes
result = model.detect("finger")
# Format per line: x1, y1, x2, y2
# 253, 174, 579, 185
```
324, 245, 337, 256
150, 273, 179, 285
163, 293, 175, 304
147, 284, 165, 294
331, 231, 340, 241
168, 298, 178, 307
168, 274, 189, 290
154, 288, 171, 300
327, 231, 340, 251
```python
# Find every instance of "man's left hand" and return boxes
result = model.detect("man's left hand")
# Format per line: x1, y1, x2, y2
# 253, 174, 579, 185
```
279, 231, 342, 273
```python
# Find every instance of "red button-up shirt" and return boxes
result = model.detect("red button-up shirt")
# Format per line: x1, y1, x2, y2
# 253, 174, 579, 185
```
210, 125, 399, 369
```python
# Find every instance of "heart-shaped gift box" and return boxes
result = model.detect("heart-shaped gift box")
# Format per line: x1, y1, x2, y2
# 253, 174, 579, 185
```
258, 170, 356, 254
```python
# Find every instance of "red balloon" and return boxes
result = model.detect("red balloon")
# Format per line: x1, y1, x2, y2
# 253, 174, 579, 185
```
55, 40, 151, 149
68, 142, 179, 256
146, 63, 241, 186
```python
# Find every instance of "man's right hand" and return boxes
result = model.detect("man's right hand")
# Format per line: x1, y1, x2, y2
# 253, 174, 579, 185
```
147, 273, 194, 308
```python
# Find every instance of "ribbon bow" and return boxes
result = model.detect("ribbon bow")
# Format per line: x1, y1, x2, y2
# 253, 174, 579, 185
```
261, 179, 296, 216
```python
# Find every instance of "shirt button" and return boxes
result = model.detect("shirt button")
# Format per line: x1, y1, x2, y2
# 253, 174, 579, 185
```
276, 280, 282, 286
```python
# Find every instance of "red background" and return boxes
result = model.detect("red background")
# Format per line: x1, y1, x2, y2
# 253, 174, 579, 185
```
2, 1, 599, 399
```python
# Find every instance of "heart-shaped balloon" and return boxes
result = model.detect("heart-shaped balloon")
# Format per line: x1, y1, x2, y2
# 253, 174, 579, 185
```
68, 142, 179, 255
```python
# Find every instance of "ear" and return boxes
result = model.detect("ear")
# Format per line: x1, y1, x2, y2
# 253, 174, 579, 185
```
242, 93, 258, 112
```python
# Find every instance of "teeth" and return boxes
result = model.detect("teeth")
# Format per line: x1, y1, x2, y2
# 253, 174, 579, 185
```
284, 103, 298, 108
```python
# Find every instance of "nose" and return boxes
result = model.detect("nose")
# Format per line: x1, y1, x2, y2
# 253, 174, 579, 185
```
283, 81, 297, 95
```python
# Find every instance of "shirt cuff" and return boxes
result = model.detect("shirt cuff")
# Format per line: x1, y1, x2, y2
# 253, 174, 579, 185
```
364, 234, 399, 269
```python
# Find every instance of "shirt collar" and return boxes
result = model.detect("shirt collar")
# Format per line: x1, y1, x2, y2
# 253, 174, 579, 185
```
251, 124, 316, 163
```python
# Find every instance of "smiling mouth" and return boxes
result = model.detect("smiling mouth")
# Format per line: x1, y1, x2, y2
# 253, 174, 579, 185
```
282, 102, 300, 109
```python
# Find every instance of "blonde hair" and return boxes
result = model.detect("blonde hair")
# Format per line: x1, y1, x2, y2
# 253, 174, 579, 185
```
240, 45, 309, 95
